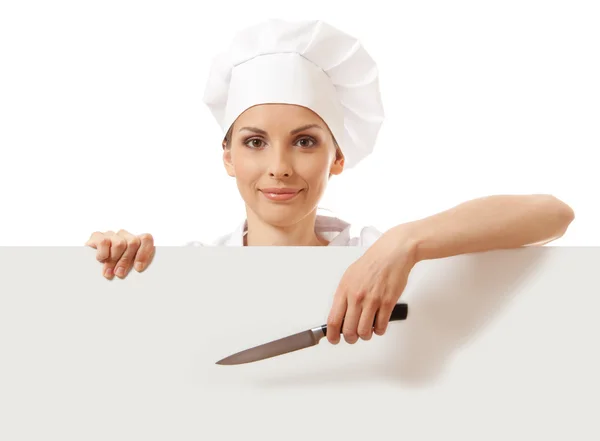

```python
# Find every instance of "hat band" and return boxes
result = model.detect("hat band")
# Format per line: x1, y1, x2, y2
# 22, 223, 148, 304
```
223, 52, 344, 144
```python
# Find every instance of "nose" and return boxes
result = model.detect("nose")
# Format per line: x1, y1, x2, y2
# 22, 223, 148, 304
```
267, 146, 293, 179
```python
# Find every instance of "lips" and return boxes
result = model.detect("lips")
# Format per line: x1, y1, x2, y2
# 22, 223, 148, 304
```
259, 188, 303, 202
260, 188, 300, 194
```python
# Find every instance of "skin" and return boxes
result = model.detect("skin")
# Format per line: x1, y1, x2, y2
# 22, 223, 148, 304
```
86, 103, 576, 345
326, 194, 574, 344
86, 104, 343, 276
222, 104, 345, 246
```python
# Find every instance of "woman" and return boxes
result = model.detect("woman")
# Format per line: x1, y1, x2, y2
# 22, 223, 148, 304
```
85, 19, 575, 346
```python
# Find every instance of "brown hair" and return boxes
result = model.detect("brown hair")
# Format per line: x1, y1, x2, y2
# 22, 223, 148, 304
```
222, 125, 234, 150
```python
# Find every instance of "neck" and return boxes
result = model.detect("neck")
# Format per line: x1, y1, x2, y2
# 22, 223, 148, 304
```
244, 208, 328, 246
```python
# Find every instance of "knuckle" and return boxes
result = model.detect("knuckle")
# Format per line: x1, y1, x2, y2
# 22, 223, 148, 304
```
381, 297, 396, 309
352, 290, 367, 303
139, 233, 154, 243
327, 320, 340, 331
343, 329, 357, 340
357, 328, 369, 339
112, 237, 126, 250
366, 295, 381, 307
117, 256, 132, 266
127, 237, 141, 248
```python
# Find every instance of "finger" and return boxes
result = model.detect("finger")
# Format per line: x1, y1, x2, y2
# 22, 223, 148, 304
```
102, 231, 125, 279
133, 233, 155, 272
357, 299, 379, 341
96, 237, 112, 263
113, 230, 141, 278
374, 299, 396, 336
342, 291, 364, 344
85, 232, 100, 248
326, 292, 347, 345
86, 232, 111, 263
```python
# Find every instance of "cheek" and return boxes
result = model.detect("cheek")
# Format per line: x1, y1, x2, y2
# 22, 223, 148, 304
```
232, 149, 262, 182
296, 155, 332, 187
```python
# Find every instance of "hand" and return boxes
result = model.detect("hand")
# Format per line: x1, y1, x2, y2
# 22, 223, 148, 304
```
326, 228, 417, 344
85, 230, 155, 279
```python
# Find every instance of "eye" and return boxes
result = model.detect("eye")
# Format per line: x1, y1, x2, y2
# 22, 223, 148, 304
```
295, 137, 317, 148
244, 138, 265, 149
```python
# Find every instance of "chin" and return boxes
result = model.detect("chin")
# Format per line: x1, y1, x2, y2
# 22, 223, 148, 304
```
252, 202, 314, 228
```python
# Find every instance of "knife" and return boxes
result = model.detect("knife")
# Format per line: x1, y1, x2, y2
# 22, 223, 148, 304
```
215, 303, 408, 365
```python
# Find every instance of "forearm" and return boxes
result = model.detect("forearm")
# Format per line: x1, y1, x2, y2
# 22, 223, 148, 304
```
391, 194, 575, 263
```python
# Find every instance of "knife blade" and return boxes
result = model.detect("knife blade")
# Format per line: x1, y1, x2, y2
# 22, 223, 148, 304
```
216, 303, 408, 365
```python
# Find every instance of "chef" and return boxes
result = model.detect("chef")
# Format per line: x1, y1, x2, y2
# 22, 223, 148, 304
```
86, 19, 575, 345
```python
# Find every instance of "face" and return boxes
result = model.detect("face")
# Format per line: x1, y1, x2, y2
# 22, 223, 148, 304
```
222, 104, 345, 227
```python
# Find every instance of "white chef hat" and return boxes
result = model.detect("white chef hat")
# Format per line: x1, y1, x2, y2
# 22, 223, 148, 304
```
202, 19, 385, 169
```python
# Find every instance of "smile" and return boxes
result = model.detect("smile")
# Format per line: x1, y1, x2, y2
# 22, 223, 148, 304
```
259, 188, 303, 202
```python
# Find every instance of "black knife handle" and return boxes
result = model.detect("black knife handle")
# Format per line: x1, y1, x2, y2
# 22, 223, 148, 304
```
321, 303, 408, 337
389, 303, 409, 322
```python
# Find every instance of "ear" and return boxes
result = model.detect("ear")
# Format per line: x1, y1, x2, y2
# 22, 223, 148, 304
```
329, 148, 345, 176
222, 148, 236, 177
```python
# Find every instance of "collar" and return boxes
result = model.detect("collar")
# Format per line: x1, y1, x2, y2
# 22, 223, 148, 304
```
222, 215, 352, 246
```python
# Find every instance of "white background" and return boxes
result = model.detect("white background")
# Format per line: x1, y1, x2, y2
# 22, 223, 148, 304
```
1, 0, 598, 246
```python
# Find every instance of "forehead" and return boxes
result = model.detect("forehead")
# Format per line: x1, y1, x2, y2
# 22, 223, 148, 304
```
234, 104, 326, 128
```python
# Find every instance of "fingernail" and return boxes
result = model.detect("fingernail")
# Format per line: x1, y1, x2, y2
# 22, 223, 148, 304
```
104, 268, 113, 278
134, 262, 143, 272
115, 267, 125, 277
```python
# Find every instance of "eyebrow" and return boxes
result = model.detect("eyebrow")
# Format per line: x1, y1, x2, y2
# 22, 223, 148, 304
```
290, 124, 323, 135
238, 126, 267, 135
238, 124, 324, 135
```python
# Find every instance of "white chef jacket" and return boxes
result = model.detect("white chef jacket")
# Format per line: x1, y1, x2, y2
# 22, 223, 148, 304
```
185, 214, 382, 247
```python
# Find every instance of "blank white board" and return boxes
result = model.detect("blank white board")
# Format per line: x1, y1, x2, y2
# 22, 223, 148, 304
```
0, 247, 598, 440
